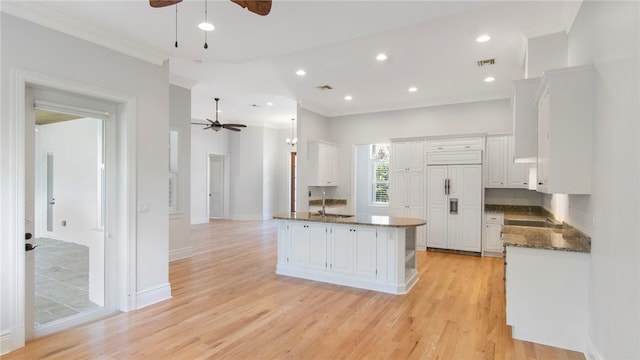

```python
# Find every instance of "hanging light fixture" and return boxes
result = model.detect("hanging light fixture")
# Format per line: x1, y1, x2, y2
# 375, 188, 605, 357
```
174, 3, 179, 48
285, 118, 298, 147
198, 0, 215, 49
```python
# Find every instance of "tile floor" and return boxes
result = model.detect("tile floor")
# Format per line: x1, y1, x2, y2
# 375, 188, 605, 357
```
34, 238, 100, 326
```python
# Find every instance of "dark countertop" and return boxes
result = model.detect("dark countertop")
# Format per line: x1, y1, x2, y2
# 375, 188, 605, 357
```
486, 205, 591, 253
273, 212, 426, 228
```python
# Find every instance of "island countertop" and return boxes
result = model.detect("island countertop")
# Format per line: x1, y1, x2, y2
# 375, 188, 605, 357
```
273, 212, 426, 228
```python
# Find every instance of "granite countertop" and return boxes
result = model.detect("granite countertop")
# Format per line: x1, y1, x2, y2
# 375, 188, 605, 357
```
273, 212, 426, 228
486, 204, 591, 253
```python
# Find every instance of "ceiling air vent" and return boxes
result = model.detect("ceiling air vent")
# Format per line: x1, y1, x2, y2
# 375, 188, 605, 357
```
317, 85, 333, 90
477, 58, 496, 67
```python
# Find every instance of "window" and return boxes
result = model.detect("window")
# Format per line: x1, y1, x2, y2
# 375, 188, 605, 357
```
369, 144, 390, 205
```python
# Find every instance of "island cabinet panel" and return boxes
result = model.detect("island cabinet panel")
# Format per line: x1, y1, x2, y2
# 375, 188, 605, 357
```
288, 221, 327, 271
275, 217, 420, 295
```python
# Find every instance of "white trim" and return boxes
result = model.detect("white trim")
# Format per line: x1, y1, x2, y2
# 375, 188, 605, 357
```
169, 74, 198, 90
585, 335, 604, 360
1, 2, 167, 66
34, 100, 110, 119
2, 68, 137, 353
191, 217, 210, 225
136, 284, 172, 309
169, 247, 193, 262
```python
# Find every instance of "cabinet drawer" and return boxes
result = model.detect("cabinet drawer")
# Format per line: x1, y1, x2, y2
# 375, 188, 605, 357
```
485, 212, 504, 224
426, 137, 484, 152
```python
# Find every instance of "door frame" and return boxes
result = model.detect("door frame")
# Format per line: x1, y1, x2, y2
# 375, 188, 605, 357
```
1, 68, 137, 353
206, 153, 230, 220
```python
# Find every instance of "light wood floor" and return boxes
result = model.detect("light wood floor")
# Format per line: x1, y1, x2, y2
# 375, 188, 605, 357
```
4, 220, 584, 359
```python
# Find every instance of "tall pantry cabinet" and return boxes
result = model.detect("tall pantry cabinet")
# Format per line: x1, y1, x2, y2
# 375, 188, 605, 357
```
425, 140, 483, 252
390, 141, 426, 249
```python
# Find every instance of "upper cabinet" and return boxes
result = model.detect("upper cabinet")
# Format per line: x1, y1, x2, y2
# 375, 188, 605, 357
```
308, 141, 338, 186
484, 135, 529, 189
511, 78, 541, 162
426, 137, 484, 152
391, 141, 424, 172
536, 65, 594, 195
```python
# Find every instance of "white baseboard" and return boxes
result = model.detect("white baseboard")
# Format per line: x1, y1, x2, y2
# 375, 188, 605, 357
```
585, 334, 604, 360
191, 217, 209, 225
136, 283, 172, 309
0, 325, 24, 355
231, 214, 263, 221
169, 246, 193, 262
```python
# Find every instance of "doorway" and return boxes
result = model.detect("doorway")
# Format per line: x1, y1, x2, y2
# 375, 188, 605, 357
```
208, 154, 225, 219
25, 88, 117, 339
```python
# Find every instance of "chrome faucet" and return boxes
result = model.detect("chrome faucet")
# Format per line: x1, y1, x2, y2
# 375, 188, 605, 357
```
321, 191, 326, 215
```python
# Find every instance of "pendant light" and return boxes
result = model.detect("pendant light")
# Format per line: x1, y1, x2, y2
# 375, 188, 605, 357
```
286, 118, 298, 147
198, 0, 215, 49
174, 3, 179, 48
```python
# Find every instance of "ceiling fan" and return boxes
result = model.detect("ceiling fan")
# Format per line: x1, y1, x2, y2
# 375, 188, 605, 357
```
191, 98, 247, 132
149, 0, 272, 16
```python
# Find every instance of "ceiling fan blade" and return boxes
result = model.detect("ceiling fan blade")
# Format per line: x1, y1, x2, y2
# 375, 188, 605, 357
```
150, 0, 182, 8
224, 127, 242, 132
223, 124, 247, 128
230, 0, 272, 16
191, 122, 210, 126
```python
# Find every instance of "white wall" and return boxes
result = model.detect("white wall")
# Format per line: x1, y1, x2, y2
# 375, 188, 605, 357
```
169, 84, 192, 261
229, 127, 264, 220
296, 106, 331, 212
547, 1, 639, 358
190, 124, 229, 223
1, 13, 171, 352
329, 99, 512, 212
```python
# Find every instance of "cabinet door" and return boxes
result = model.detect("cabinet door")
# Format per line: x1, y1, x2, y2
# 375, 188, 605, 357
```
390, 172, 408, 207
391, 142, 409, 171
537, 89, 550, 192
484, 223, 503, 252
329, 226, 354, 275
426, 166, 448, 248
354, 227, 377, 279
485, 136, 506, 188
407, 142, 424, 171
406, 172, 424, 208
290, 222, 326, 270
506, 136, 529, 188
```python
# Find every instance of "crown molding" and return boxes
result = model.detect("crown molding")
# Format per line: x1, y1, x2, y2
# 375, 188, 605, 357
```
1, 2, 168, 66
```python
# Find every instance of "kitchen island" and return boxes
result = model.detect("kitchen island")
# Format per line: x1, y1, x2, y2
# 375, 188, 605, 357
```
273, 212, 426, 294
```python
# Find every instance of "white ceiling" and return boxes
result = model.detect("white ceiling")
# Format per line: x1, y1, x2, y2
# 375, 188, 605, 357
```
2, 0, 581, 128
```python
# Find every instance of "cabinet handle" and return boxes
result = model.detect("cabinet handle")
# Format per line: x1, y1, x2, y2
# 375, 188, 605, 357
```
538, 182, 543, 185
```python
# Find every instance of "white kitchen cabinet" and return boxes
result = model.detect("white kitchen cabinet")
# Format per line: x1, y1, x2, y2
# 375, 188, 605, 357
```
288, 221, 327, 271
536, 65, 594, 194
390, 171, 425, 250
276, 220, 418, 294
426, 164, 482, 252
391, 141, 424, 172
390, 140, 426, 249
330, 225, 378, 279
485, 136, 506, 187
483, 212, 503, 255
505, 246, 589, 352
484, 135, 529, 189
511, 78, 541, 162
506, 136, 529, 188
426, 136, 484, 152
308, 141, 338, 186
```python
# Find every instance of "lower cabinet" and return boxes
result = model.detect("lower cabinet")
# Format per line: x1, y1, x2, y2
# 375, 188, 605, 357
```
483, 212, 504, 255
277, 220, 417, 294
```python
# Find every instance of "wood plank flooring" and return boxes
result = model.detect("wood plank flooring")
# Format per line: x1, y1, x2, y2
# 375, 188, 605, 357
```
4, 220, 584, 359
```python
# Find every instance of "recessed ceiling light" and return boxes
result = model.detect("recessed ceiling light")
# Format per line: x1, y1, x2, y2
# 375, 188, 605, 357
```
344, 95, 353, 101
484, 76, 495, 82
198, 22, 215, 31
267, 102, 273, 106
296, 69, 306, 76
408, 87, 418, 92
476, 34, 491, 43
376, 53, 388, 61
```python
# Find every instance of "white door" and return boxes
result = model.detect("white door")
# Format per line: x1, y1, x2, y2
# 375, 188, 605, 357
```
208, 155, 224, 219
26, 87, 117, 339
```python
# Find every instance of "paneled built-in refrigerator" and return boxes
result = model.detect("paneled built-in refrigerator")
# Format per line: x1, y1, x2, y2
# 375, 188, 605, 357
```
426, 163, 482, 252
